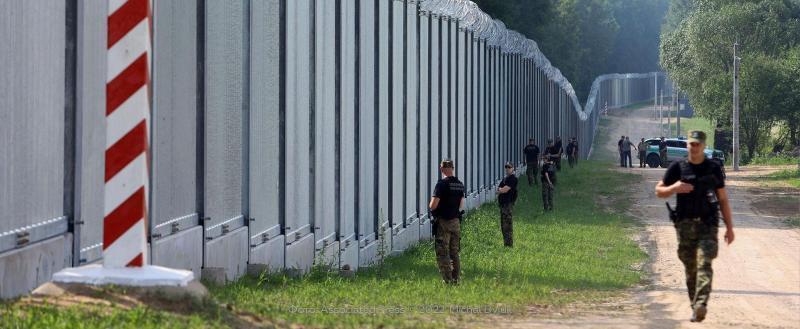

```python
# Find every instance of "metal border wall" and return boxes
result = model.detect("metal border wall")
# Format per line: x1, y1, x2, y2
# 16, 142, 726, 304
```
1, 0, 666, 298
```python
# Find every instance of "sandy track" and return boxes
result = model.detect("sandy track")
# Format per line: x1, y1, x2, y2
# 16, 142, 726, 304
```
474, 106, 800, 329
607, 106, 800, 328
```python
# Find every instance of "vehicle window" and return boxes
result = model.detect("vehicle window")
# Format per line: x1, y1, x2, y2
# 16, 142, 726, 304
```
678, 141, 686, 148
666, 141, 681, 148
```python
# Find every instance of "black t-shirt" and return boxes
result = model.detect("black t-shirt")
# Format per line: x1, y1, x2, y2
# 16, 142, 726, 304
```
523, 144, 540, 163
566, 142, 577, 154
498, 174, 518, 205
662, 159, 725, 218
659, 141, 667, 151
432, 176, 465, 219
541, 163, 556, 184
554, 141, 563, 154
618, 139, 624, 150
546, 145, 559, 156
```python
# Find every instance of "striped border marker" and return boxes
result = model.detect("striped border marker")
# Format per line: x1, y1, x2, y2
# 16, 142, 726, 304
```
104, 0, 151, 268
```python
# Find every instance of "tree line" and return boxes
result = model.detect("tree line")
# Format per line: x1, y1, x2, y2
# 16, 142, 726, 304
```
659, 0, 800, 159
473, 0, 670, 102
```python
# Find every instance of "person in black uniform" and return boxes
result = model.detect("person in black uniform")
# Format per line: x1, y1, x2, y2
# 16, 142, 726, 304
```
496, 162, 518, 247
541, 155, 556, 211
554, 136, 564, 171
429, 160, 466, 284
523, 139, 540, 186
545, 139, 559, 163
656, 131, 735, 322
566, 137, 579, 168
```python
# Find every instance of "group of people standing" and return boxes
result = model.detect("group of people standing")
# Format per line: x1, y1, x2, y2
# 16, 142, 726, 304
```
618, 135, 640, 168
426, 136, 580, 284
618, 135, 666, 168
428, 128, 735, 325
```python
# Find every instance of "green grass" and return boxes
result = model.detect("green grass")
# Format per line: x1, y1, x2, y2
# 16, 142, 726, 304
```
763, 169, 800, 188
210, 161, 646, 328
662, 116, 715, 147
748, 155, 800, 166
0, 162, 646, 329
0, 302, 232, 329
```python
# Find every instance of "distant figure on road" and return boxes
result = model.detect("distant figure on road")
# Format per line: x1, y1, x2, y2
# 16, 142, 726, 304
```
523, 139, 540, 186
429, 159, 465, 284
621, 136, 637, 168
566, 137, 579, 168
541, 155, 556, 211
637, 138, 647, 168
618, 135, 626, 167
655, 130, 735, 323
659, 136, 668, 167
496, 162, 518, 247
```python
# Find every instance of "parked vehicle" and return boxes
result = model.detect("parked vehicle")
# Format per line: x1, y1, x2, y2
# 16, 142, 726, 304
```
639, 137, 725, 168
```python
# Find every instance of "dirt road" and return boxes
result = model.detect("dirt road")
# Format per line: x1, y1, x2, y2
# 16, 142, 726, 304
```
479, 105, 800, 328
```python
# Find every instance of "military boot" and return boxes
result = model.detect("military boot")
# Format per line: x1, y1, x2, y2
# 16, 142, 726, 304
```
690, 305, 707, 322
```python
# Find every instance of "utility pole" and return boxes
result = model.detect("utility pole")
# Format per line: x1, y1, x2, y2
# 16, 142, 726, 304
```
654, 73, 658, 121
676, 86, 681, 137
659, 89, 663, 136
733, 42, 741, 171
667, 85, 672, 137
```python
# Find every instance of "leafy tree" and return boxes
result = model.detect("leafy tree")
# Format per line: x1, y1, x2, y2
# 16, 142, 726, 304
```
660, 0, 800, 158
474, 0, 668, 101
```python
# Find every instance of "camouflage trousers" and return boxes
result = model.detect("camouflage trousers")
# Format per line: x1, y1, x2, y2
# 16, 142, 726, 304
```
675, 219, 719, 308
568, 154, 576, 168
434, 218, 461, 283
542, 183, 554, 210
500, 203, 514, 247
526, 162, 539, 186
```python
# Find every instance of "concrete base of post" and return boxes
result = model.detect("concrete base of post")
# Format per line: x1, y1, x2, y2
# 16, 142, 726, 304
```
51, 264, 194, 287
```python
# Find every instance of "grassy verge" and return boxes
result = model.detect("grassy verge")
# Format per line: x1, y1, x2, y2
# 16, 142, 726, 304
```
765, 169, 800, 188
662, 116, 715, 146
748, 155, 800, 166
0, 296, 233, 329
0, 162, 646, 329
210, 161, 646, 328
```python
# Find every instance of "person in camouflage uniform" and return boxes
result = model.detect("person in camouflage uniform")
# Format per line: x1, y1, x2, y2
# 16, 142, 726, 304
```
496, 162, 518, 247
429, 160, 465, 284
656, 130, 735, 323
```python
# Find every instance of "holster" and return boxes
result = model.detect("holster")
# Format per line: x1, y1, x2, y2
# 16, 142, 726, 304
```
665, 202, 678, 224
431, 215, 439, 237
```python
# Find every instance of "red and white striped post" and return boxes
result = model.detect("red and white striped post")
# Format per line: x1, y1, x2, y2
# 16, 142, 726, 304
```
104, 0, 151, 268
50, 0, 193, 287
